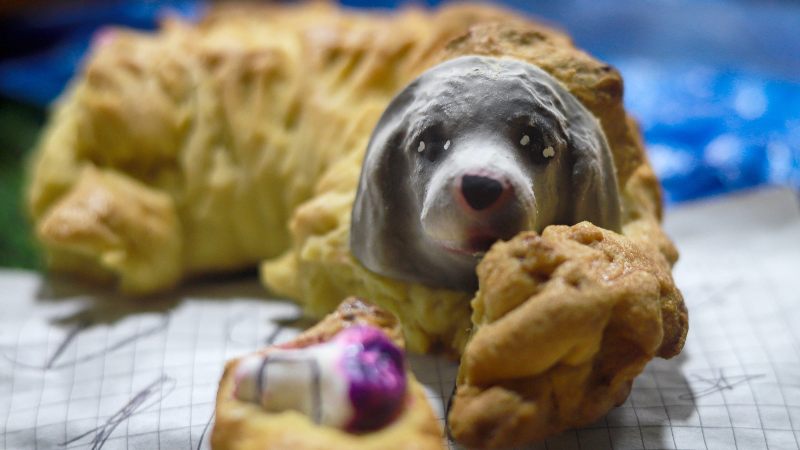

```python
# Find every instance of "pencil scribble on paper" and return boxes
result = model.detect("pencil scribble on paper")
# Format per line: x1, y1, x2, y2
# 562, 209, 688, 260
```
689, 280, 741, 309
44, 317, 91, 369
196, 412, 214, 450
679, 369, 764, 400
62, 375, 176, 450
3, 315, 168, 370
444, 382, 457, 445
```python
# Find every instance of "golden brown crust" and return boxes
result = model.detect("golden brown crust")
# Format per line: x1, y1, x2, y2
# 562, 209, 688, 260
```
25, 2, 675, 353
290, 296, 405, 348
448, 223, 687, 448
36, 165, 182, 293
27, 4, 688, 445
211, 297, 444, 450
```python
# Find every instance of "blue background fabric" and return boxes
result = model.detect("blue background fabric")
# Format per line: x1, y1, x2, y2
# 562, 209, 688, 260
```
0, 0, 798, 205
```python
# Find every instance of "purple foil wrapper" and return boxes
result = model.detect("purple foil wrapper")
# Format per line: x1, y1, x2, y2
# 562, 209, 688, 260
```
337, 326, 407, 432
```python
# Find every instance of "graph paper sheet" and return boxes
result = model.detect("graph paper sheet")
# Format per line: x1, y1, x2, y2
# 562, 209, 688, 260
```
2, 187, 799, 450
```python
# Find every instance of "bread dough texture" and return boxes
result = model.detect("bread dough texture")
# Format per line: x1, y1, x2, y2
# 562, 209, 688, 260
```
27, 3, 681, 352
212, 297, 443, 450
449, 223, 687, 447
27, 3, 688, 447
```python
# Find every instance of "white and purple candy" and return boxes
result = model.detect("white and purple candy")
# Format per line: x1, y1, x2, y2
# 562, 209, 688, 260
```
233, 325, 407, 432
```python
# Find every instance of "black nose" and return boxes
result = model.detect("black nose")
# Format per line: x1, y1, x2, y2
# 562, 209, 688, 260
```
461, 175, 504, 211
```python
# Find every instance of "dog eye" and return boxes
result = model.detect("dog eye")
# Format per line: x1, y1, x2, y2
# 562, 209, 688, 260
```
416, 125, 447, 162
516, 125, 554, 165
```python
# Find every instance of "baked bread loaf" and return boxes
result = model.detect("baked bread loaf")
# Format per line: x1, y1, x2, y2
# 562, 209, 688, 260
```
27, 1, 677, 354
212, 297, 443, 450
27, 3, 688, 446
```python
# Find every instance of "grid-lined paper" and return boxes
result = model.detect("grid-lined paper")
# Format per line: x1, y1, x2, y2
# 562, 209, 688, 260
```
2, 187, 799, 450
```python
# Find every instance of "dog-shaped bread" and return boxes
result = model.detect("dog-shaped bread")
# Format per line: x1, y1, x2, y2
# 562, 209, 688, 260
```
27, 3, 687, 446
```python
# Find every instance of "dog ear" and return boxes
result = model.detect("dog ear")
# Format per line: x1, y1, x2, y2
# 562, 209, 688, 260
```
566, 110, 622, 232
350, 84, 418, 276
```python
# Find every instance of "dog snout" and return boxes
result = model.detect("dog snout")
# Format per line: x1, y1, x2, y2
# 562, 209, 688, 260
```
459, 174, 509, 211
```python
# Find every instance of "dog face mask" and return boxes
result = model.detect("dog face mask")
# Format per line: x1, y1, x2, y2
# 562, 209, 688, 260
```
351, 55, 621, 290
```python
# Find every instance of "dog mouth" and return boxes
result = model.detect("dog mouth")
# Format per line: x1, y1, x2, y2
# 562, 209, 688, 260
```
437, 230, 503, 257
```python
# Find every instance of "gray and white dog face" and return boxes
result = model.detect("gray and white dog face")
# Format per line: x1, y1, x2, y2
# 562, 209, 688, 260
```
351, 56, 621, 291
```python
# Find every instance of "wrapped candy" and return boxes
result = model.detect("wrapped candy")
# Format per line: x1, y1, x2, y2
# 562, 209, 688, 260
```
232, 325, 407, 432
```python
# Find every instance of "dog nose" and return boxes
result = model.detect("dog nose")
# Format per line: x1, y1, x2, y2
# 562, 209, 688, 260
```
461, 175, 504, 211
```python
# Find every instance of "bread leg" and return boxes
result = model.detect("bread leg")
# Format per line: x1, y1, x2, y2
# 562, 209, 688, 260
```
449, 222, 688, 448
36, 165, 183, 294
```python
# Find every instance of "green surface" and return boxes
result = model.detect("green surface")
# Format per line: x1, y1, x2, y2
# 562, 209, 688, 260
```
0, 97, 45, 269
